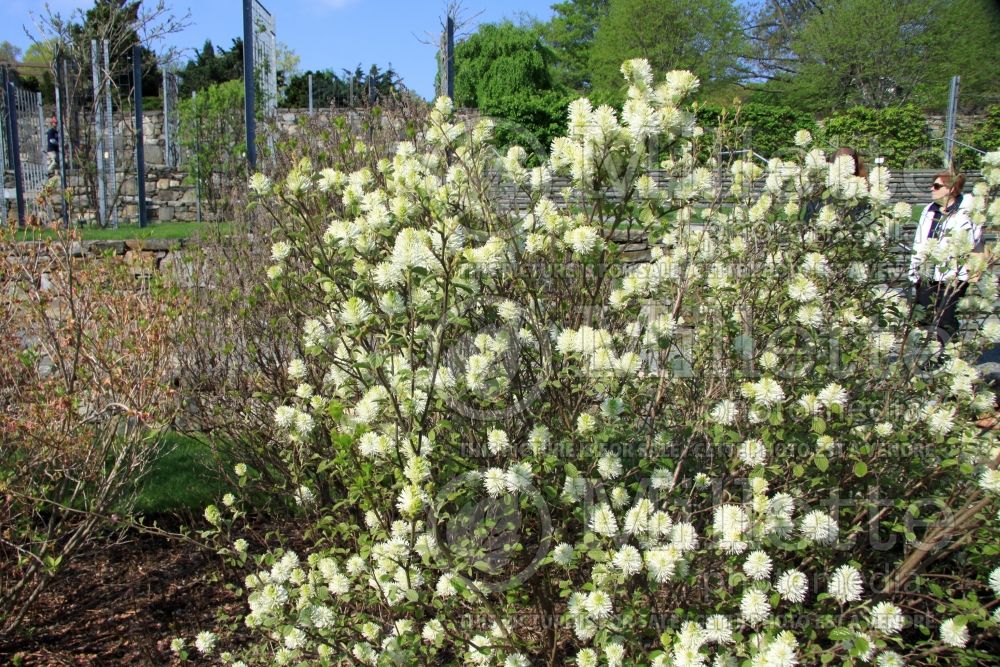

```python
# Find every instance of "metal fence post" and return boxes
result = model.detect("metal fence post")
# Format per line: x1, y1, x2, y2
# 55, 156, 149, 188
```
55, 86, 69, 227
193, 91, 201, 225
944, 75, 960, 170
308, 73, 313, 115
243, 0, 257, 171
4, 75, 26, 228
103, 40, 118, 228
91, 39, 106, 227
133, 45, 147, 228
446, 15, 455, 99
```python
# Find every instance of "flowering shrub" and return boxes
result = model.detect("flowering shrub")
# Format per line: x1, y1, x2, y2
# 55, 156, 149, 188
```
191, 61, 1000, 665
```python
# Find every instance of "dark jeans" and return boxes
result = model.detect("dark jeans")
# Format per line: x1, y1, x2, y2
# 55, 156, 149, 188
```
916, 279, 969, 342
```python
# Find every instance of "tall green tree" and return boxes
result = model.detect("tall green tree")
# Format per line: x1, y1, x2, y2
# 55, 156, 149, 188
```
178, 39, 244, 96
0, 41, 22, 64
540, 0, 609, 92
454, 21, 570, 151
588, 0, 747, 103
748, 0, 1000, 113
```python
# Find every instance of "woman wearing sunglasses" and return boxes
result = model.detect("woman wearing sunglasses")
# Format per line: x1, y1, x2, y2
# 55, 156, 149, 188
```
908, 171, 981, 342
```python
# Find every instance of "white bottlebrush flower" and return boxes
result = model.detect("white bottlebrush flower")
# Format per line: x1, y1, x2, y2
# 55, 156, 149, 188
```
828, 564, 864, 604
396, 485, 423, 516
505, 463, 533, 493
740, 589, 771, 625
988, 566, 1000, 596
776, 569, 808, 603
870, 601, 904, 635
487, 429, 510, 455
528, 425, 550, 455
270, 240, 292, 262
798, 393, 820, 415
435, 573, 456, 598
703, 615, 733, 644
939, 618, 969, 648
981, 320, 1000, 344
194, 630, 217, 655
422, 619, 444, 644
876, 651, 904, 667
597, 452, 623, 480
753, 377, 785, 408
505, 654, 530, 667
794, 129, 812, 147
339, 297, 371, 327
483, 468, 507, 498
590, 503, 619, 537
645, 548, 679, 583
287, 358, 307, 381
613, 544, 643, 576
575, 648, 598, 667
552, 543, 575, 566
743, 551, 773, 581
979, 468, 1000, 493
564, 226, 602, 254
605, 642, 625, 667
584, 589, 613, 621
274, 405, 296, 430
671, 522, 698, 551
577, 412, 598, 435
738, 439, 767, 467
926, 406, 956, 437
650, 468, 674, 491
788, 275, 819, 303
796, 304, 823, 328
710, 399, 737, 426
759, 350, 779, 371
818, 383, 848, 409
800, 510, 839, 545
249, 172, 272, 194
713, 504, 749, 537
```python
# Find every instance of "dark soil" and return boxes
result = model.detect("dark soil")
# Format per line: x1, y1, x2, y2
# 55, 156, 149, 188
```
0, 529, 243, 666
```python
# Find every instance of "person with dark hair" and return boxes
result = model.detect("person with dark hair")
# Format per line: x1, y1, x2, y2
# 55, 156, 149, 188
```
46, 116, 59, 176
803, 146, 869, 223
908, 171, 981, 341
830, 146, 868, 179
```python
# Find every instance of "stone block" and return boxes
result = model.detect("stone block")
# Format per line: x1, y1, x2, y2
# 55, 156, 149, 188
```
158, 205, 175, 222
87, 241, 126, 256
125, 239, 173, 252
180, 188, 198, 204
144, 145, 164, 165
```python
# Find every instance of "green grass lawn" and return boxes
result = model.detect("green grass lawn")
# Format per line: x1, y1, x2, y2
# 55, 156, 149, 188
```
133, 431, 231, 516
12, 221, 231, 242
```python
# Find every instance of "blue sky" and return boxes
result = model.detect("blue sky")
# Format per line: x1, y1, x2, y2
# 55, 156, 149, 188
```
1, 0, 558, 100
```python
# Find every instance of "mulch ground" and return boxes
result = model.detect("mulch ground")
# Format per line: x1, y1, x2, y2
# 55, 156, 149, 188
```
0, 529, 244, 666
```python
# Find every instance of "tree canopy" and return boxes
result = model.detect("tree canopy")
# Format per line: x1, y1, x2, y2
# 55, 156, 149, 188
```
454, 21, 571, 151
588, 0, 747, 103
747, 0, 1000, 112
177, 39, 244, 97
540, 0, 609, 92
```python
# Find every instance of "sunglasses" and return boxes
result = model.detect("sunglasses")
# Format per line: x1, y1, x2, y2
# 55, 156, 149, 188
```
931, 182, 948, 190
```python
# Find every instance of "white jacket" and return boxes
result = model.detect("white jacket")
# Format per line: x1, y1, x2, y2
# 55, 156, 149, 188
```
908, 195, 981, 283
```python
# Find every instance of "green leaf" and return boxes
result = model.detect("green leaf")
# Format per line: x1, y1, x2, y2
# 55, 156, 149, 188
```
853, 461, 868, 477
812, 417, 826, 434
815, 454, 829, 472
